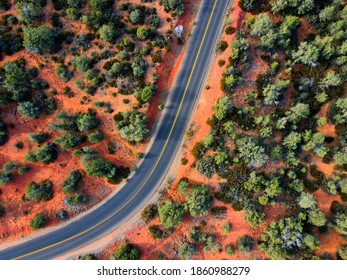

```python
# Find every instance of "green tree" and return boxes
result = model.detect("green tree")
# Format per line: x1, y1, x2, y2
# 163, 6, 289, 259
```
196, 155, 217, 179
17, 2, 44, 24
129, 9, 143, 24
330, 98, 347, 125
131, 56, 147, 77
29, 213, 48, 230
82, 155, 116, 179
298, 192, 316, 209
55, 63, 73, 82
292, 41, 320, 67
161, 0, 185, 16
25, 142, 59, 164
136, 26, 150, 40
88, 130, 104, 143
237, 235, 254, 253
62, 170, 82, 194
225, 244, 235, 256
245, 210, 265, 228
283, 132, 301, 150
73, 55, 91, 72
114, 110, 149, 142
158, 200, 185, 228
99, 23, 121, 43
236, 137, 269, 168
28, 133, 49, 144
308, 209, 326, 226
17, 101, 40, 119
112, 243, 140, 260
259, 216, 304, 259
186, 185, 213, 217
4, 61, 30, 100
178, 243, 196, 260
213, 96, 233, 121
337, 246, 347, 260
23, 26, 59, 54
76, 112, 99, 132
332, 212, 347, 236
26, 180, 53, 201
135, 85, 156, 103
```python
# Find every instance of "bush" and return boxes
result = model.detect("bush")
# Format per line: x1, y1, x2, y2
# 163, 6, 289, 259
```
237, 235, 254, 253
29, 132, 49, 144
114, 110, 149, 142
25, 142, 59, 164
55, 63, 73, 82
66, 194, 89, 206
112, 244, 140, 260
17, 101, 40, 119
178, 243, 196, 260
76, 112, 99, 132
222, 222, 232, 235
23, 26, 60, 54
62, 170, 82, 194
225, 26, 236, 35
55, 209, 69, 220
0, 172, 12, 186
178, 178, 189, 194
54, 132, 85, 150
148, 225, 166, 239
211, 206, 227, 217
88, 130, 104, 143
82, 155, 116, 179
196, 155, 217, 179
191, 142, 206, 159
216, 41, 228, 53
141, 204, 158, 222
225, 244, 235, 256
186, 184, 213, 217
29, 213, 49, 230
158, 200, 185, 228
26, 180, 53, 201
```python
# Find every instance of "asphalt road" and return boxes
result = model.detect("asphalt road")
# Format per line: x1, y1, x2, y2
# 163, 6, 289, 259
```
0, 0, 230, 260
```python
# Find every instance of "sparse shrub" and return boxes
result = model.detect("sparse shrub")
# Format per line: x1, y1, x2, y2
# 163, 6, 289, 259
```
29, 213, 48, 230
112, 244, 140, 260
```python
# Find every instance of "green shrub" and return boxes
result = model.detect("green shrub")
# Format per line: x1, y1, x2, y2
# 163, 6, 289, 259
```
225, 244, 235, 256
141, 204, 158, 222
29, 132, 49, 144
29, 213, 49, 230
222, 222, 232, 235
237, 235, 254, 253
158, 200, 185, 228
26, 180, 53, 201
112, 244, 140, 260
25, 142, 59, 164
178, 243, 196, 260
148, 225, 166, 239
114, 110, 149, 142
186, 184, 213, 217
62, 170, 82, 194
88, 130, 104, 143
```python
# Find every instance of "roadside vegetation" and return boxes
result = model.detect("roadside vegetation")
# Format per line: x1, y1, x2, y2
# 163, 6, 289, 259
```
0, 0, 186, 236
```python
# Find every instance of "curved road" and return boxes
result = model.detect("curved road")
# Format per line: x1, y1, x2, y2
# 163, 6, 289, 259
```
0, 0, 230, 260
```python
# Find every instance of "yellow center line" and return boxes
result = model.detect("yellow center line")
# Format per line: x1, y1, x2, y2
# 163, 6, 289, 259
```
13, 0, 219, 260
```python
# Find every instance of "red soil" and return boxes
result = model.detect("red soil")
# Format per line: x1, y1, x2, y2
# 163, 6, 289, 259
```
0, 0, 197, 243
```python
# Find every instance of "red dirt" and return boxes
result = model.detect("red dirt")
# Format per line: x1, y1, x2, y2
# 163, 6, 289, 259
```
96, 3, 347, 260
0, 0, 197, 243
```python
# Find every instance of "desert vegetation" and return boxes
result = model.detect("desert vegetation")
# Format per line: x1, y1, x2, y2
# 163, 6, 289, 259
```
0, 0, 187, 239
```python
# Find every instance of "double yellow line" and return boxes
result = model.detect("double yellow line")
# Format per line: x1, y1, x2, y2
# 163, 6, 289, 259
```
13, 0, 219, 260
